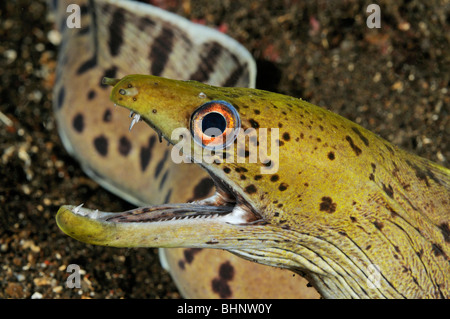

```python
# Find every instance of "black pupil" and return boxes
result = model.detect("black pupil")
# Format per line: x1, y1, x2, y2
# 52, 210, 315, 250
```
202, 112, 227, 137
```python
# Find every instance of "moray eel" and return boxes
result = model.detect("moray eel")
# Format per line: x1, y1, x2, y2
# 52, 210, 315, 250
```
57, 74, 450, 298
53, 0, 316, 298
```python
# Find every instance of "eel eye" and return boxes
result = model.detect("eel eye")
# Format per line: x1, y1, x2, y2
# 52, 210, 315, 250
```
190, 100, 241, 150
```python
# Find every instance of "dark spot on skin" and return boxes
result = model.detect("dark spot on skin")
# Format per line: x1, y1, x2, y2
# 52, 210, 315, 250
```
159, 170, 169, 190
152, 109, 157, 113
270, 175, 279, 182
57, 86, 65, 109
87, 89, 96, 100
278, 183, 288, 191
118, 136, 131, 156
77, 56, 97, 75
249, 119, 259, 129
93, 135, 108, 157
438, 223, 450, 243
345, 136, 362, 156
369, 173, 375, 181
154, 150, 169, 178
431, 243, 446, 258
223, 167, 231, 174
140, 135, 156, 172
254, 175, 262, 180
328, 152, 335, 160
184, 248, 203, 264
350, 216, 357, 222
150, 27, 174, 76
72, 113, 84, 133
240, 175, 246, 180
191, 178, 215, 201
108, 9, 125, 56
282, 132, 290, 141
178, 260, 185, 270
189, 41, 223, 82
351, 127, 369, 146
304, 183, 309, 187
382, 183, 394, 198
373, 220, 384, 230
244, 184, 257, 194
163, 188, 172, 204
212, 261, 234, 298
319, 196, 336, 213
218, 261, 234, 281
103, 109, 112, 122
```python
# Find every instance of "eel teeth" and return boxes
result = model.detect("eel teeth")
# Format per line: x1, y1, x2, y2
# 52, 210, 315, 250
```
73, 203, 86, 216
129, 114, 141, 131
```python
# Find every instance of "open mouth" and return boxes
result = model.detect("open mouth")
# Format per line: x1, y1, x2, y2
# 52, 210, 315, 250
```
64, 172, 263, 226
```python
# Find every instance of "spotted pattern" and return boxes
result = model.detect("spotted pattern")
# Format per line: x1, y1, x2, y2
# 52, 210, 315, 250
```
319, 196, 337, 213
139, 135, 156, 172
72, 113, 84, 133
211, 261, 234, 298
93, 135, 108, 157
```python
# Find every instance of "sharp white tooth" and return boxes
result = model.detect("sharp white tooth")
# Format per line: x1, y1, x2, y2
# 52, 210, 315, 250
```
129, 114, 140, 131
90, 209, 100, 219
73, 203, 84, 215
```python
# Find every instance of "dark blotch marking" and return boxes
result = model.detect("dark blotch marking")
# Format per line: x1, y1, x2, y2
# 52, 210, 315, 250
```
118, 136, 131, 156
438, 223, 450, 243
223, 167, 231, 174
212, 261, 234, 299
373, 220, 384, 230
163, 188, 172, 204
345, 136, 362, 156
254, 175, 262, 181
93, 135, 108, 157
369, 173, 375, 181
183, 248, 203, 264
154, 150, 169, 178
253, 109, 260, 115
431, 243, 446, 259
72, 113, 84, 133
189, 41, 223, 82
57, 86, 65, 109
87, 89, 96, 100
382, 183, 394, 198
351, 127, 369, 146
282, 132, 290, 141
270, 174, 279, 182
77, 56, 97, 75
140, 135, 156, 172
159, 170, 169, 190
191, 178, 215, 201
108, 9, 125, 56
150, 27, 174, 76
278, 183, 288, 191
328, 152, 335, 160
319, 196, 337, 213
249, 119, 260, 129
103, 109, 112, 122
244, 184, 257, 194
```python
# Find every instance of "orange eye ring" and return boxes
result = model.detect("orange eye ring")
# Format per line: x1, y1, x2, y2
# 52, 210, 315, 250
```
190, 100, 241, 150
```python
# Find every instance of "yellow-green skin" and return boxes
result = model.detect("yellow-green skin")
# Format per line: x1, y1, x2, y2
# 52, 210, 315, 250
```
57, 74, 450, 298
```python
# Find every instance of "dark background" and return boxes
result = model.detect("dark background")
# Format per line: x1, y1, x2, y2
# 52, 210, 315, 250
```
0, 0, 448, 298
